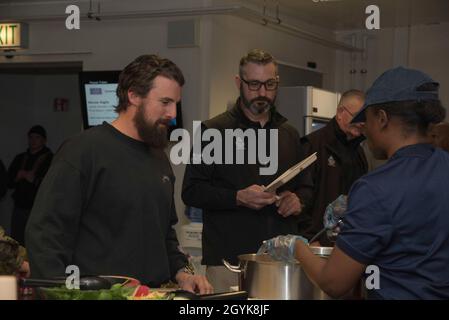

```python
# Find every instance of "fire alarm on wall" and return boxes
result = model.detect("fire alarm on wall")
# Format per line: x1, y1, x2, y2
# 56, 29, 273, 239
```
54, 98, 69, 112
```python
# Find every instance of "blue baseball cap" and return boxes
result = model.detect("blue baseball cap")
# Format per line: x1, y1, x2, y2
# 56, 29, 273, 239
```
351, 66, 439, 123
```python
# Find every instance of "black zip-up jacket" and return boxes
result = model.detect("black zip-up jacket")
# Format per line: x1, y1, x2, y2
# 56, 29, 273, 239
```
297, 117, 367, 246
182, 101, 314, 265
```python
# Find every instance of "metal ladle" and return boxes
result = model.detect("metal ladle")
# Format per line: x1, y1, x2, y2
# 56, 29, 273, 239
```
308, 227, 327, 244
308, 219, 342, 244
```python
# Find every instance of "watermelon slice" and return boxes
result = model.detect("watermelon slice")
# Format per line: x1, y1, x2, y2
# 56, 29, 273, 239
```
132, 285, 151, 297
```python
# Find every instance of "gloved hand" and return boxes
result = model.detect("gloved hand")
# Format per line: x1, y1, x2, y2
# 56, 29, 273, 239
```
257, 234, 308, 263
323, 194, 348, 230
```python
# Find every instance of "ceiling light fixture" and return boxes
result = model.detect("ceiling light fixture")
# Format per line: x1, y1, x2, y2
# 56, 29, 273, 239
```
262, 0, 281, 25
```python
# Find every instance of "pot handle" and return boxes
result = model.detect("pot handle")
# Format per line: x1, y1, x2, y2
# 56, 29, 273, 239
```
222, 259, 242, 273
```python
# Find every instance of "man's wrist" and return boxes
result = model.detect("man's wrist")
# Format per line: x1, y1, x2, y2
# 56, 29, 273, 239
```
176, 265, 195, 277
236, 190, 243, 206
175, 266, 195, 286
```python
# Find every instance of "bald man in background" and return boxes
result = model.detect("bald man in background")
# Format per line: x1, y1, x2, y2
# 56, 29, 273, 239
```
297, 90, 368, 246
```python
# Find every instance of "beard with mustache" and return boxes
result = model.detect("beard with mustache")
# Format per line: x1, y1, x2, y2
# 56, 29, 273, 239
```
133, 103, 170, 149
240, 86, 276, 116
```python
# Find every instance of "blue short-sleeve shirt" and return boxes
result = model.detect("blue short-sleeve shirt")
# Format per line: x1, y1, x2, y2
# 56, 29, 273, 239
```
336, 144, 449, 299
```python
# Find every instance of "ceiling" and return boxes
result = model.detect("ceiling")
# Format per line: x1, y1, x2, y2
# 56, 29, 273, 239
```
1, 0, 448, 31
248, 0, 449, 30
0, 0, 92, 5
0, 0, 75, 3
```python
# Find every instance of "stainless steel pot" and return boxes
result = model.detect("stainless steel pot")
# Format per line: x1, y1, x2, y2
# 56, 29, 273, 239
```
223, 246, 333, 300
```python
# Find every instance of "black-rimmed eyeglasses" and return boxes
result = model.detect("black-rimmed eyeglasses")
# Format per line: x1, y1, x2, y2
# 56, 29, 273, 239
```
341, 105, 355, 117
241, 78, 279, 91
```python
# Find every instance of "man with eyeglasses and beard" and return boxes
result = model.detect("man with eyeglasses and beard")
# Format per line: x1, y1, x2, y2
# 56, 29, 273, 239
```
182, 49, 313, 292
25, 55, 213, 294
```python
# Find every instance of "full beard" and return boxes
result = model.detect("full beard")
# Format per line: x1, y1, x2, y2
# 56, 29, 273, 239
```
133, 105, 169, 149
240, 87, 276, 116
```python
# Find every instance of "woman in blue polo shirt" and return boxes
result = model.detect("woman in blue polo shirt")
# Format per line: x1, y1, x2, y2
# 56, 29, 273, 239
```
261, 67, 449, 299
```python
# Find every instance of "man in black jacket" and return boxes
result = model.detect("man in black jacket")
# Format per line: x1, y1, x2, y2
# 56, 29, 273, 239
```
297, 90, 368, 246
25, 55, 212, 293
182, 49, 313, 292
7, 125, 53, 245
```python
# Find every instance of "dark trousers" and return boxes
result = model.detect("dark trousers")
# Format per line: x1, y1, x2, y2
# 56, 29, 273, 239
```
11, 207, 30, 246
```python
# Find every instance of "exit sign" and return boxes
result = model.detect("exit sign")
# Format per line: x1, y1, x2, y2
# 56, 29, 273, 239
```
0, 23, 28, 48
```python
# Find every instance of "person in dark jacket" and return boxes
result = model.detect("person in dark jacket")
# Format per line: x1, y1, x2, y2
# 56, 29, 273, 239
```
182, 49, 313, 292
25, 55, 212, 293
298, 90, 368, 246
0, 159, 7, 200
7, 125, 53, 245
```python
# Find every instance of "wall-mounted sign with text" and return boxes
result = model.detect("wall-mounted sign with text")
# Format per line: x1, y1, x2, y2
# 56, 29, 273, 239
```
0, 23, 29, 49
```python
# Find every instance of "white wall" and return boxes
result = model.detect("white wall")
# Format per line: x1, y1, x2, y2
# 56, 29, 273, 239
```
0, 73, 82, 165
409, 22, 449, 119
335, 22, 449, 119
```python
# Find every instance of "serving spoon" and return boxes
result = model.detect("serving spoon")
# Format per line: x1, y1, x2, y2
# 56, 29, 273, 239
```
308, 219, 343, 244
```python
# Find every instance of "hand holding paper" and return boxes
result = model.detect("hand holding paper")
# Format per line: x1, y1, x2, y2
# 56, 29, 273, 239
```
264, 152, 317, 193
275, 191, 302, 217
237, 184, 277, 210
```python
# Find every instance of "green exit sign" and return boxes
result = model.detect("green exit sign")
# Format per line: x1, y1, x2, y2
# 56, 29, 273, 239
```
0, 23, 28, 48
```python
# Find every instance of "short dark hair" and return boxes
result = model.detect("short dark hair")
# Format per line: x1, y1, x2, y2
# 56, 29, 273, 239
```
239, 49, 278, 78
115, 54, 185, 113
371, 99, 446, 136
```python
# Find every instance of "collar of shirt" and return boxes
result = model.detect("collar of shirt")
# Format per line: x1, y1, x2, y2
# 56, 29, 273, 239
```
390, 143, 435, 161
103, 121, 149, 153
